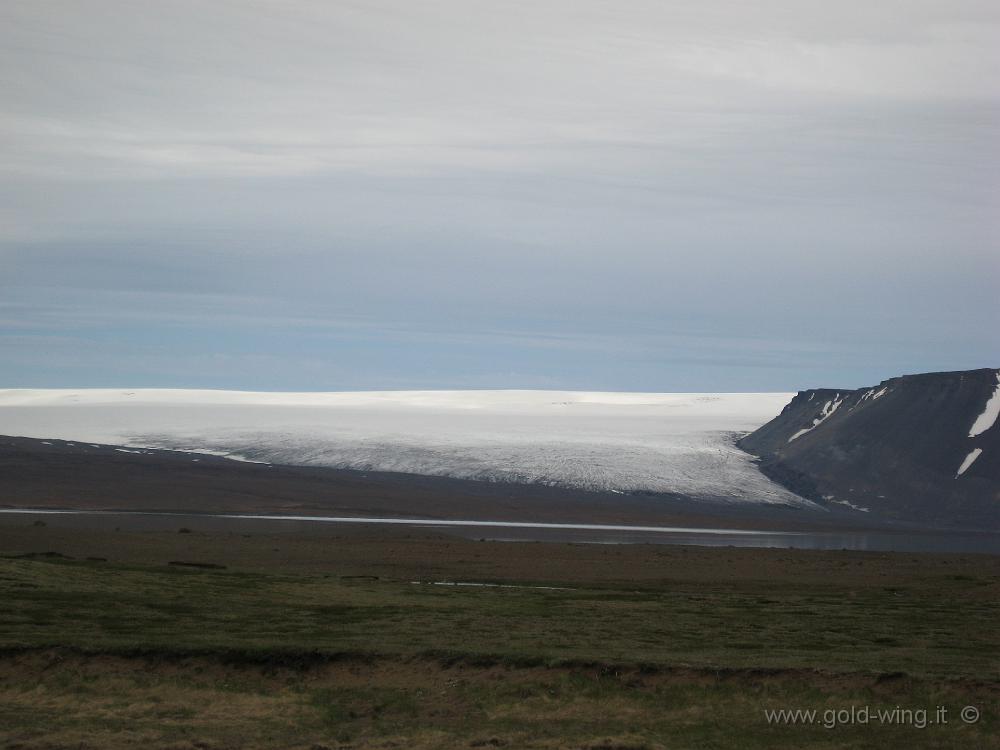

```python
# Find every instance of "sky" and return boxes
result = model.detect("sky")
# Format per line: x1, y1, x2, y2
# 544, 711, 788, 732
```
1, 0, 998, 392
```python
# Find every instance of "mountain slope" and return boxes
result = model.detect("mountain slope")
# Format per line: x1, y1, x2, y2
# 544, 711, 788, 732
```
738, 368, 1000, 528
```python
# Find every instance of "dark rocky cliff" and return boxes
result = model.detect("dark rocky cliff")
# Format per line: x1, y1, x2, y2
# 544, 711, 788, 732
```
738, 368, 1000, 529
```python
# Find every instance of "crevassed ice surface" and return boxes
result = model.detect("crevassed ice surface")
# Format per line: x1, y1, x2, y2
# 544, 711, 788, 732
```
0, 389, 806, 505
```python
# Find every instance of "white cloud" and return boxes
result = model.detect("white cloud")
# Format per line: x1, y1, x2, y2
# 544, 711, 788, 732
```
1, 1, 997, 179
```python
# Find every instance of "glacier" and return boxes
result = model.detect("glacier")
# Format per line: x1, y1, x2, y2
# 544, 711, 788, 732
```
0, 388, 808, 505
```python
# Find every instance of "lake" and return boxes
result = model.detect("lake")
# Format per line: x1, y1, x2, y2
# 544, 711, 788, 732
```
2, 508, 998, 554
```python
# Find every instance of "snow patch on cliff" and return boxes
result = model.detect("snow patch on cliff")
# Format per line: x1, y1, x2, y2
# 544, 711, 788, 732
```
968, 371, 1000, 438
956, 448, 984, 477
788, 394, 843, 443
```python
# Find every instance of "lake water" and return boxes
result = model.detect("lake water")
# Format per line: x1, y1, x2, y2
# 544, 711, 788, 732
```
2, 508, 998, 554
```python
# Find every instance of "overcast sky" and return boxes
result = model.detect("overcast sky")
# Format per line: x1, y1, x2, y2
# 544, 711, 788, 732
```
2, 0, 997, 391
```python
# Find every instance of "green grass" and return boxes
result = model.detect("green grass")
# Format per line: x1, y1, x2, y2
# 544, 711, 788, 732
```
0, 555, 998, 748
1, 556, 998, 677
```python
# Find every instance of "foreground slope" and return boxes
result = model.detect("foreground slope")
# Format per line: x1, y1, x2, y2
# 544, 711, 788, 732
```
739, 368, 1000, 528
0, 389, 805, 505
1, 527, 998, 749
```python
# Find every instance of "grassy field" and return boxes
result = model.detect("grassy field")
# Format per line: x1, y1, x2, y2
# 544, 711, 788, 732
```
1, 522, 999, 748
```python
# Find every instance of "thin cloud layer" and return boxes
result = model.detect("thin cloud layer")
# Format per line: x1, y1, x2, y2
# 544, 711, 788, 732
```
1, 1, 997, 390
